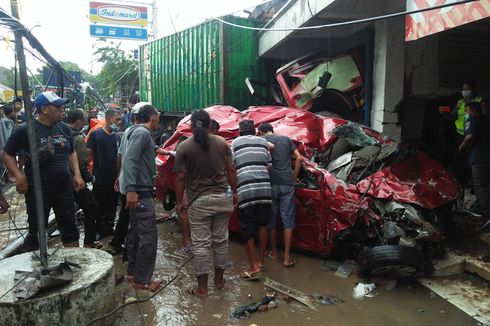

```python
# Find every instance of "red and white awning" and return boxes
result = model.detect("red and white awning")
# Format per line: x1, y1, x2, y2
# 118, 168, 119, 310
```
406, 0, 490, 41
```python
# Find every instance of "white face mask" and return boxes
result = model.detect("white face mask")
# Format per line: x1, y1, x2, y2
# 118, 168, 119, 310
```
462, 90, 472, 98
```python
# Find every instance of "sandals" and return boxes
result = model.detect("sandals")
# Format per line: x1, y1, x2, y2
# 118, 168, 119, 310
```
132, 280, 162, 292
182, 245, 193, 255
187, 287, 207, 298
283, 258, 297, 268
239, 271, 261, 280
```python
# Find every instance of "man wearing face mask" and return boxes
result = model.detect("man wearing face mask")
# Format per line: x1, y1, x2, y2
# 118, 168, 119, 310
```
442, 82, 483, 186
87, 109, 122, 237
453, 83, 482, 137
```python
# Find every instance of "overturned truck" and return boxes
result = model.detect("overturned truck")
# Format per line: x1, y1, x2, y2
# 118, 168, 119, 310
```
156, 105, 459, 278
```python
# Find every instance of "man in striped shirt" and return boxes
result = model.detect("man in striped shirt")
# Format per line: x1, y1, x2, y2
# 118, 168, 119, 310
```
231, 120, 272, 278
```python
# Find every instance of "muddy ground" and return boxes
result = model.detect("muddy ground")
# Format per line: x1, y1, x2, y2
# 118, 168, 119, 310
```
104, 206, 479, 326
0, 194, 485, 326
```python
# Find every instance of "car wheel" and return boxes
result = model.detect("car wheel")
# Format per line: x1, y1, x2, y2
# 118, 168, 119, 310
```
357, 245, 427, 278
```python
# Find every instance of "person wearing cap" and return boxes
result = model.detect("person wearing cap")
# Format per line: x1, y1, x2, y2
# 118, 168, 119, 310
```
86, 109, 122, 238
231, 119, 272, 279
3, 91, 85, 249
118, 102, 161, 291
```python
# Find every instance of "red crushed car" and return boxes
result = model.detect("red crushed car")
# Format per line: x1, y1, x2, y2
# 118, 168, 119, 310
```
156, 105, 459, 277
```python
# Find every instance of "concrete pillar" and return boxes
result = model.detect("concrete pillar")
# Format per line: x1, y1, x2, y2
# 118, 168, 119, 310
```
0, 248, 115, 325
370, 17, 405, 141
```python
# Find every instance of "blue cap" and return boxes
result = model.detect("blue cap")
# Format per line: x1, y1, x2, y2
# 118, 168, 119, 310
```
34, 91, 68, 110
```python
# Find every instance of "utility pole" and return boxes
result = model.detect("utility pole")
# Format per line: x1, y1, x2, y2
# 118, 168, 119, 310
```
151, 0, 158, 39
10, 0, 49, 265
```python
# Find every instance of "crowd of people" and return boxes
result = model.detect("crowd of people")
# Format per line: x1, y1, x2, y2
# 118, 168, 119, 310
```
0, 82, 488, 295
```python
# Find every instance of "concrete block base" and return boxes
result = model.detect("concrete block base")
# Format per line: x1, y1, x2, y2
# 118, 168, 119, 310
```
0, 248, 114, 326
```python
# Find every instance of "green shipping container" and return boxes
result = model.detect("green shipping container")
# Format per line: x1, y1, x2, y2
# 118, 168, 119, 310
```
139, 16, 264, 113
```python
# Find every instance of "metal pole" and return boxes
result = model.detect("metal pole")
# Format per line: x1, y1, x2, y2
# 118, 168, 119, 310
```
10, 0, 48, 265
14, 52, 18, 98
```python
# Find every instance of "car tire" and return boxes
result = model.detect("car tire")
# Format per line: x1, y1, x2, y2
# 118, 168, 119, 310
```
358, 245, 427, 278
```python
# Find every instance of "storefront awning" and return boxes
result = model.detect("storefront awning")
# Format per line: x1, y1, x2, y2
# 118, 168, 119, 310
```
406, 0, 490, 41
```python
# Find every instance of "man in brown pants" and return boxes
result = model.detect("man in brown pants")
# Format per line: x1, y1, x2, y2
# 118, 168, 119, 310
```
174, 110, 237, 298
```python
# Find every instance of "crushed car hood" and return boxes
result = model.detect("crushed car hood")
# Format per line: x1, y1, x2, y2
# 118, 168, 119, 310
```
156, 105, 459, 255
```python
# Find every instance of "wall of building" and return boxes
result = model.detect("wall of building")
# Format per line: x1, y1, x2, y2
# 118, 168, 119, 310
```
405, 18, 490, 98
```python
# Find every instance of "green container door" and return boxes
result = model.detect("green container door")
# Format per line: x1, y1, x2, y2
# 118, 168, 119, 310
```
223, 17, 265, 110
140, 16, 264, 113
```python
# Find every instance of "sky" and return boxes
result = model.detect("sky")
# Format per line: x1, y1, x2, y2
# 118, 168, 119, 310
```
0, 0, 267, 75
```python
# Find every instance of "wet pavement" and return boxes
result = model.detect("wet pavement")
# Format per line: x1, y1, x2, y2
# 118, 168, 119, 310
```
106, 205, 479, 326
0, 185, 28, 250
0, 196, 485, 326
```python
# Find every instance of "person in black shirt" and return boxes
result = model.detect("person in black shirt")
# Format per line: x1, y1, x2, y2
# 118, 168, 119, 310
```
459, 102, 490, 231
3, 92, 85, 249
87, 109, 122, 236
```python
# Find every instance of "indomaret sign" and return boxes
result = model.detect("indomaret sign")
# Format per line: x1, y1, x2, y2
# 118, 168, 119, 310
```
89, 2, 148, 27
406, 0, 490, 41
89, 1, 148, 40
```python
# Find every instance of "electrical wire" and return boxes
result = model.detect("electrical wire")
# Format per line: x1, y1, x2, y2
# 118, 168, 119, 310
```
1, 210, 66, 325
85, 254, 194, 325
213, 0, 477, 32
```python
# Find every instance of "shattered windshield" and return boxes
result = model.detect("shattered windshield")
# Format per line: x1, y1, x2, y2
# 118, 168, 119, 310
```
332, 122, 377, 147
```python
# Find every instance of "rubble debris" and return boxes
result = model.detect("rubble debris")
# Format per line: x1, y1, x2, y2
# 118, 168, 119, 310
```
311, 293, 344, 305
334, 260, 356, 278
323, 260, 341, 271
353, 283, 376, 299
231, 294, 275, 319
13, 261, 74, 301
264, 278, 318, 311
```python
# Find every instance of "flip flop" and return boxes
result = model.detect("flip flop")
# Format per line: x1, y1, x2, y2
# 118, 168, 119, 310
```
265, 251, 278, 260
240, 271, 261, 280
187, 287, 207, 297
283, 259, 296, 268
182, 245, 193, 255
132, 280, 162, 292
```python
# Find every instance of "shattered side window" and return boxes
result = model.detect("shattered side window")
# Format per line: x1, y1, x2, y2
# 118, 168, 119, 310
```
332, 122, 377, 147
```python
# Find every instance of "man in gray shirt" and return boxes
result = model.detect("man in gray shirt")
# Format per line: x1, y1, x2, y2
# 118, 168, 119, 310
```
120, 103, 161, 291
258, 122, 302, 268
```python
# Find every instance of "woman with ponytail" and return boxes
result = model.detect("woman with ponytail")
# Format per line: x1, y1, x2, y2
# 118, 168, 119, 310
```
173, 110, 237, 297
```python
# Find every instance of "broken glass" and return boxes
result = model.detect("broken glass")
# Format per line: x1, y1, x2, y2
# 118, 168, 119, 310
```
332, 122, 377, 147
